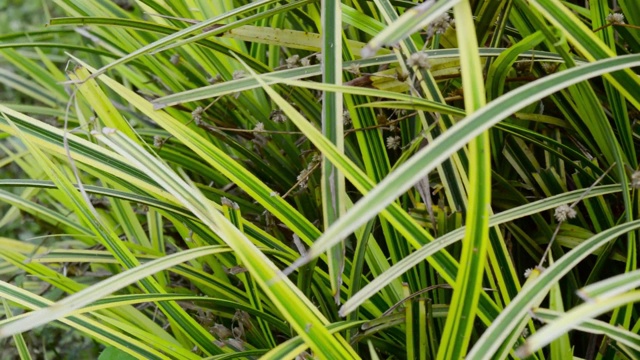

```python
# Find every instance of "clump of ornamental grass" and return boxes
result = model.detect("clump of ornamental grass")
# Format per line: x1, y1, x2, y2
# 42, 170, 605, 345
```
0, 1, 639, 359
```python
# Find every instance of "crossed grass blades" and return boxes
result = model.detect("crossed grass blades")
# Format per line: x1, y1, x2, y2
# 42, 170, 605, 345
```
0, 0, 639, 359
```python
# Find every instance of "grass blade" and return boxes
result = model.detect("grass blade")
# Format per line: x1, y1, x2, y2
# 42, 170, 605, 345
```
436, 2, 490, 359
320, 0, 346, 304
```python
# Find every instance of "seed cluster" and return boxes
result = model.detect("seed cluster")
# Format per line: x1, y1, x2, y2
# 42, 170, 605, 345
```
606, 13, 625, 25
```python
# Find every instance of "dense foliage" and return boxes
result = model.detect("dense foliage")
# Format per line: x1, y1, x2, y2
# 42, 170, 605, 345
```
0, 0, 639, 359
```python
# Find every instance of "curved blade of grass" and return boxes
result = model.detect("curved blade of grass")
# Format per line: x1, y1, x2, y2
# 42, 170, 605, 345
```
0, 179, 294, 261
436, 2, 490, 359
89, 313, 200, 360
84, 0, 280, 79
578, 268, 640, 300
151, 56, 382, 108
0, 245, 258, 317
46, 16, 268, 76
0, 238, 183, 344
0, 281, 167, 359
0, 105, 167, 198
353, 100, 462, 114
466, 219, 640, 359
516, 290, 640, 357
0, 27, 74, 41
360, 0, 460, 58
486, 30, 545, 100
0, 179, 190, 218
71, 294, 288, 332
0, 42, 118, 58
254, 77, 466, 116
0, 245, 228, 338
0, 188, 91, 236
532, 308, 640, 352
279, 53, 640, 275
149, 1, 316, 55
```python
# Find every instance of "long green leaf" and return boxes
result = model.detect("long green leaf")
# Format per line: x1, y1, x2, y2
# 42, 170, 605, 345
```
320, 0, 346, 304
0, 281, 167, 360
517, 290, 640, 357
578, 268, 640, 300
437, 2, 490, 358
0, 245, 227, 338
361, 0, 460, 57
533, 308, 640, 352
85, 0, 280, 78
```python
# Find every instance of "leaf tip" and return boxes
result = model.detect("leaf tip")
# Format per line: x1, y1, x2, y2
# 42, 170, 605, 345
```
514, 344, 531, 359
575, 289, 594, 303
152, 102, 167, 110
